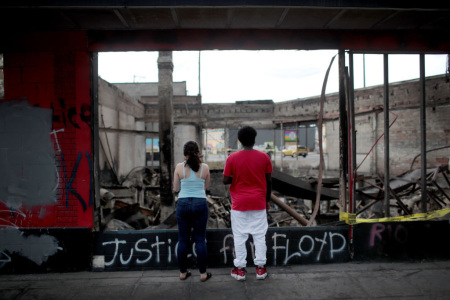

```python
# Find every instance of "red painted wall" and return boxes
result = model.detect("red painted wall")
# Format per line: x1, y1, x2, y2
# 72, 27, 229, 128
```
2, 36, 93, 228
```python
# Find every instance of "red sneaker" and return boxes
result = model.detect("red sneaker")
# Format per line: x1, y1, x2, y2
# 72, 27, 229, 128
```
256, 265, 268, 280
231, 267, 247, 281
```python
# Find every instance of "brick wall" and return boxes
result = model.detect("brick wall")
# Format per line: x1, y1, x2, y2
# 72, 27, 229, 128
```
291, 75, 450, 174
1, 43, 93, 228
369, 77, 450, 174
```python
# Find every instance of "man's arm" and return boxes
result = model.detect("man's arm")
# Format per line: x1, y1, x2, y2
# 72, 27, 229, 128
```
223, 175, 232, 185
265, 173, 272, 209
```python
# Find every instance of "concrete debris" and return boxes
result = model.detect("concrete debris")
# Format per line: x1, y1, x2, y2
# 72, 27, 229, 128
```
100, 166, 162, 231
104, 219, 135, 231
100, 188, 114, 201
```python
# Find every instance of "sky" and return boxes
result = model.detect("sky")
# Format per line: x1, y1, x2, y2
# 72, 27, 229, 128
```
98, 50, 448, 104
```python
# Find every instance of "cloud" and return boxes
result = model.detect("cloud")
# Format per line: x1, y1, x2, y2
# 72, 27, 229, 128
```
98, 51, 448, 104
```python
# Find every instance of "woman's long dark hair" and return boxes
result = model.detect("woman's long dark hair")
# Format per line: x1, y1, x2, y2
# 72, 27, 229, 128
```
183, 141, 201, 172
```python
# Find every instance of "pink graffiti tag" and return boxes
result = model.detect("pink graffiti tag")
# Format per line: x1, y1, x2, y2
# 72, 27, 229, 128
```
369, 223, 408, 247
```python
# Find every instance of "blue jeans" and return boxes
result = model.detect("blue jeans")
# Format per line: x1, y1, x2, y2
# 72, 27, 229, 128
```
176, 197, 209, 274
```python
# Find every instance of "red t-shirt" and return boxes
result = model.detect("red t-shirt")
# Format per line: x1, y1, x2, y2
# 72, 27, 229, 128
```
223, 149, 273, 211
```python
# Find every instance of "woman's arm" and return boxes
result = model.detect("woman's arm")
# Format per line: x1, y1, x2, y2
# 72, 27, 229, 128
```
173, 163, 182, 193
203, 163, 210, 190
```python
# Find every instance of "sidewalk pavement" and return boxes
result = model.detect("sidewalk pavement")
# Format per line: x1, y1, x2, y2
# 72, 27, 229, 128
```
1, 260, 450, 300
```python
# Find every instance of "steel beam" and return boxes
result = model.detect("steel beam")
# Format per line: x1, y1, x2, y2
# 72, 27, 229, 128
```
348, 52, 356, 215
90, 52, 101, 231
420, 53, 427, 213
383, 53, 390, 217
338, 50, 348, 212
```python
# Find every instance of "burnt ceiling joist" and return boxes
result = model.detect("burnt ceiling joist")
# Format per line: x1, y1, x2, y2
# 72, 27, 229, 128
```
1, 1, 449, 52
1, 2, 449, 31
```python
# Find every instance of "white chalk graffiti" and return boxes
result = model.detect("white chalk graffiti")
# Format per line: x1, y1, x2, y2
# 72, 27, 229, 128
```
102, 231, 347, 267
0, 203, 26, 229
50, 128, 64, 194
103, 236, 185, 266
50, 128, 65, 153
272, 231, 346, 264
0, 251, 12, 269
220, 234, 234, 264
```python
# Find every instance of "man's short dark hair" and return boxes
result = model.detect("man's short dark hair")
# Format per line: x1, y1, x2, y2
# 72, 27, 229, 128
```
238, 126, 257, 147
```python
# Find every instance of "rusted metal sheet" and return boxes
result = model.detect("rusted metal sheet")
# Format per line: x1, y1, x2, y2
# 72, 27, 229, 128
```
272, 170, 339, 200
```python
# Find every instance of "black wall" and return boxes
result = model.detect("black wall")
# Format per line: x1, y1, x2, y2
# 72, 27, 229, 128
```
353, 221, 450, 261
93, 227, 350, 271
2, 221, 450, 274
0, 228, 92, 274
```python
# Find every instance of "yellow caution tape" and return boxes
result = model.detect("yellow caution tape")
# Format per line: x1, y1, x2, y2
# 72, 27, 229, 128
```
339, 208, 450, 224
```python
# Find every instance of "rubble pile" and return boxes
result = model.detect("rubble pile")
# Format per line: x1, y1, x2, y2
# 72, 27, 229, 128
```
355, 165, 450, 219
98, 166, 321, 230
100, 167, 162, 231
98, 165, 450, 231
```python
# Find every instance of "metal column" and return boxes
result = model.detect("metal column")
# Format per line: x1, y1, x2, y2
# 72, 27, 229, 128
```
280, 122, 284, 171
273, 127, 276, 163
90, 52, 101, 231
420, 54, 427, 213
296, 122, 299, 162
348, 52, 356, 215
383, 54, 390, 217
204, 128, 208, 161
338, 50, 348, 212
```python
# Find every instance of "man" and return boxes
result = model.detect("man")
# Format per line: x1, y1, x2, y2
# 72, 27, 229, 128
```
223, 126, 272, 280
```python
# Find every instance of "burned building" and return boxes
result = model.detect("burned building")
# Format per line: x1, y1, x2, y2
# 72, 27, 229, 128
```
1, 2, 450, 273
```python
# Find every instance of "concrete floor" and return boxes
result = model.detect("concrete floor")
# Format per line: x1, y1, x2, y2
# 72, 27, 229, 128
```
1, 260, 449, 299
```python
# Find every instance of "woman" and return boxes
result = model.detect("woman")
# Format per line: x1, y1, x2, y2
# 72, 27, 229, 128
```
173, 141, 212, 282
